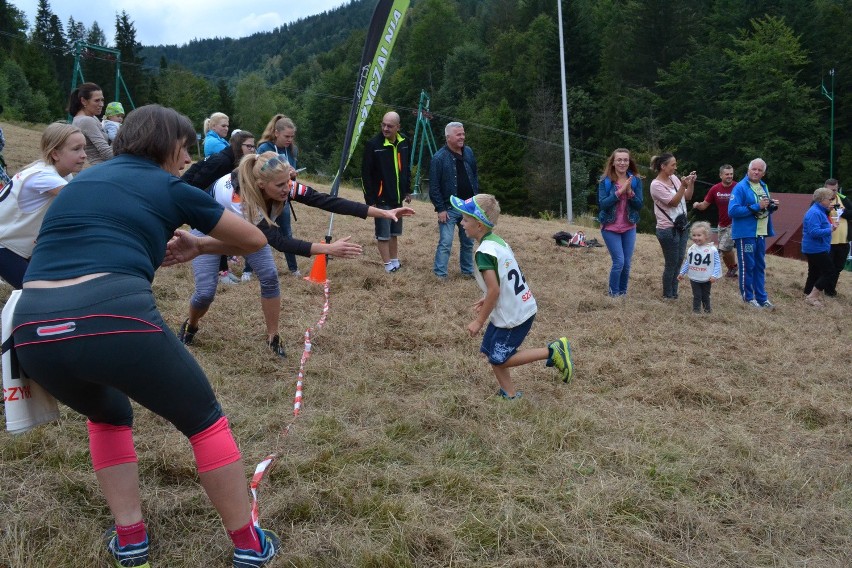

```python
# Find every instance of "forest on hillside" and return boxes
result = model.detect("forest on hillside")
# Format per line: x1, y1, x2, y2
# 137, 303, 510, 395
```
1, 0, 850, 228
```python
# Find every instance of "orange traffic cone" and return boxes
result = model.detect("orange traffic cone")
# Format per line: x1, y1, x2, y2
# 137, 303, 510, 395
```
304, 253, 328, 284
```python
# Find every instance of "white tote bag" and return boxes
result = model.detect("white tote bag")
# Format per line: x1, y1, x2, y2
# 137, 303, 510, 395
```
2, 289, 60, 433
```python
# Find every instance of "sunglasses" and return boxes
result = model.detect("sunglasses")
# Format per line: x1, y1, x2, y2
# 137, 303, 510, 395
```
260, 156, 287, 172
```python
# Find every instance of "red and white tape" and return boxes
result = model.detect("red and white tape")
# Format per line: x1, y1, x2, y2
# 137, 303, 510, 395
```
250, 279, 331, 525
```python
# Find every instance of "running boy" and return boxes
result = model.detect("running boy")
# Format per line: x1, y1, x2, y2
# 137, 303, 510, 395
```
678, 221, 722, 313
451, 194, 573, 400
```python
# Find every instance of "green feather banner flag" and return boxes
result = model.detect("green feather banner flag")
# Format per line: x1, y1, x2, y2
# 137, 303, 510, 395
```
326, 0, 410, 239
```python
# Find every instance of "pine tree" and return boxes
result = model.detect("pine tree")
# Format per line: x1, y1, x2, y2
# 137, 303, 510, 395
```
114, 11, 147, 105
0, 0, 27, 53
719, 16, 822, 190
66, 16, 86, 48
31, 0, 52, 46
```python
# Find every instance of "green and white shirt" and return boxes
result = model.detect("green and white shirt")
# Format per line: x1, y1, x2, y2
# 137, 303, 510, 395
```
474, 232, 537, 328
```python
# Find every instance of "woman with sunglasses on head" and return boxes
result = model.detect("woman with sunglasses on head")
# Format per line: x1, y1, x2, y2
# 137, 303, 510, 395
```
183, 131, 258, 284
178, 151, 415, 355
10, 105, 280, 567
250, 114, 300, 278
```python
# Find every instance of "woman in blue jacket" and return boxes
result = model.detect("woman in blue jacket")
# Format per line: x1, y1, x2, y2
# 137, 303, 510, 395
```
202, 112, 229, 157
597, 148, 644, 296
802, 187, 837, 307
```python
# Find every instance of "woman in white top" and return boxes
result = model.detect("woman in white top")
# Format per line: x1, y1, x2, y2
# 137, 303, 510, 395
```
0, 123, 87, 287
70, 82, 113, 165
649, 153, 696, 299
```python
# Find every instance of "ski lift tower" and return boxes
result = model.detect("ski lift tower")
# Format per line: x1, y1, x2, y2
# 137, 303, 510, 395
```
69, 41, 136, 121
409, 90, 438, 196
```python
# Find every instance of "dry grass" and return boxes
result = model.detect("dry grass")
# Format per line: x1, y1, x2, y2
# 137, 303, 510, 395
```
1, 121, 851, 567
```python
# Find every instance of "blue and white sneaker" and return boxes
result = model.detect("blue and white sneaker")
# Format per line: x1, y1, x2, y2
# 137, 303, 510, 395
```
104, 527, 150, 568
233, 527, 280, 568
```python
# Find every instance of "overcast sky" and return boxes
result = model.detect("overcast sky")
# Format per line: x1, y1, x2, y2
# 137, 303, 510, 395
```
12, 1, 348, 47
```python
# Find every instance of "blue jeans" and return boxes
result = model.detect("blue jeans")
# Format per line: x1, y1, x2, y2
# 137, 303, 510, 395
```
736, 237, 767, 303
276, 203, 299, 273
656, 227, 688, 298
601, 228, 636, 296
433, 208, 474, 277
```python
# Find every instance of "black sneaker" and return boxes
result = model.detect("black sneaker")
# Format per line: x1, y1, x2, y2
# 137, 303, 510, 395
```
267, 334, 286, 358
178, 319, 198, 345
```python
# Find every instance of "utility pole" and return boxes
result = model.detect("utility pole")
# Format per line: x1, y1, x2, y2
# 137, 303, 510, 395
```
557, 0, 573, 223
821, 68, 835, 178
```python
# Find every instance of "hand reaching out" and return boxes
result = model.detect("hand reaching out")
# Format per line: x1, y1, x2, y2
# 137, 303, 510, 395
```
162, 229, 202, 267
326, 236, 363, 258
385, 207, 416, 221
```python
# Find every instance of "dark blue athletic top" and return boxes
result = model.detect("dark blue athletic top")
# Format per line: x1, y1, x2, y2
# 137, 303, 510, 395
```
25, 155, 224, 283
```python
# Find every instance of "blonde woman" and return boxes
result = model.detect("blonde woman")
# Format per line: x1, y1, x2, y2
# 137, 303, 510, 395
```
203, 111, 229, 157
801, 187, 837, 307
178, 151, 415, 354
0, 123, 87, 287
252, 114, 300, 276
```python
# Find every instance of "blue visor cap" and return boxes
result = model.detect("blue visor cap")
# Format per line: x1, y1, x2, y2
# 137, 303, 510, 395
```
450, 195, 493, 228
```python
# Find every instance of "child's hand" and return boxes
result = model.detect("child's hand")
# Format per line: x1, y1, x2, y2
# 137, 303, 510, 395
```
677, 274, 684, 281
709, 277, 717, 283
471, 298, 485, 315
467, 320, 483, 337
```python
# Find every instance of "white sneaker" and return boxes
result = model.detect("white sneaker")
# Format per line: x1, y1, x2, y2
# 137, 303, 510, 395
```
219, 271, 239, 285
241, 271, 253, 282
290, 269, 302, 277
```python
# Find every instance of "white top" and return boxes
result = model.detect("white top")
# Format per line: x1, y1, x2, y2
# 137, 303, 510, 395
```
679, 243, 722, 282
0, 161, 71, 258
474, 234, 538, 328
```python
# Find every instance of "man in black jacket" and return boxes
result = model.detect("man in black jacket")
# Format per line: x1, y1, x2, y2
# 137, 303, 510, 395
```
362, 111, 412, 272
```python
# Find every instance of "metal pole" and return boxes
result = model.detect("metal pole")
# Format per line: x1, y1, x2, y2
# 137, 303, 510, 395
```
829, 68, 835, 179
557, 0, 573, 223
821, 68, 835, 178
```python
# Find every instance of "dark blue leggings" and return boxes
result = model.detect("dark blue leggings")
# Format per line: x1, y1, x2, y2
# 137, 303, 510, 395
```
12, 274, 223, 437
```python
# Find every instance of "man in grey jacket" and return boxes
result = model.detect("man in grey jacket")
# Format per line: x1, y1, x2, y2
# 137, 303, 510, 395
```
429, 122, 479, 279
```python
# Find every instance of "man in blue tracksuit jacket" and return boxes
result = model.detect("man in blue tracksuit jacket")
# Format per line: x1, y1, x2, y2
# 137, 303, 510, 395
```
429, 121, 479, 279
728, 158, 778, 309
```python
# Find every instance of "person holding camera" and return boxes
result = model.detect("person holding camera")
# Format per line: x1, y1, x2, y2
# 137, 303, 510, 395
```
650, 153, 696, 300
823, 178, 852, 296
728, 158, 778, 309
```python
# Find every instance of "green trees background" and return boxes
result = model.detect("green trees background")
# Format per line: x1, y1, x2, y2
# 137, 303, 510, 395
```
2, 0, 850, 222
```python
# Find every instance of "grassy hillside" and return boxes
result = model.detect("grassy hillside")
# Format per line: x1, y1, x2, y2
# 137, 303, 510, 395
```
1, 121, 850, 567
